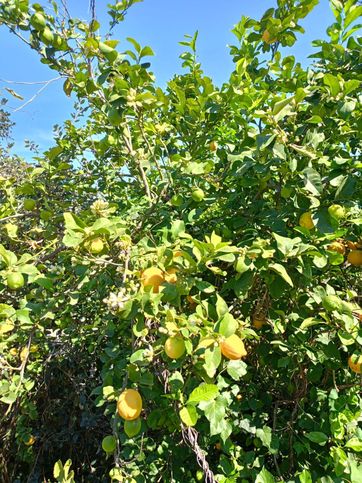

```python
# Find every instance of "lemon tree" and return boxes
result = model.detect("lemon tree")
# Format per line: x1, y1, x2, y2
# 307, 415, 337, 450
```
0, 0, 361, 481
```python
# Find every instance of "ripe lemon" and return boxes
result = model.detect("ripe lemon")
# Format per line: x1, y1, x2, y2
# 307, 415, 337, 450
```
327, 241, 345, 255
164, 268, 177, 284
117, 389, 142, 421
347, 250, 362, 266
187, 295, 197, 308
252, 315, 267, 329
24, 435, 36, 446
165, 335, 185, 359
299, 212, 314, 230
102, 435, 117, 453
141, 267, 165, 293
209, 140, 218, 152
191, 188, 205, 203
7, 272, 25, 290
348, 354, 362, 374
261, 29, 276, 44
124, 418, 142, 438
173, 250, 183, 258
328, 204, 345, 220
220, 334, 247, 360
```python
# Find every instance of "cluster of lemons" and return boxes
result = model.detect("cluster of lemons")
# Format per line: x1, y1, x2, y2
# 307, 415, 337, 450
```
299, 206, 362, 266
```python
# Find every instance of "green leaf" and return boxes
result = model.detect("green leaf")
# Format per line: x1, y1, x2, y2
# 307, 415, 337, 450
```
269, 263, 293, 287
256, 426, 273, 450
216, 312, 238, 337
188, 383, 219, 404
199, 396, 227, 436
298, 469, 312, 483
216, 294, 228, 319
305, 431, 328, 445
179, 405, 198, 427
204, 345, 222, 378
345, 437, 362, 452
303, 167, 323, 196
255, 467, 275, 483
63, 212, 86, 231
62, 231, 84, 247
272, 233, 301, 257
323, 73, 340, 97
227, 359, 247, 380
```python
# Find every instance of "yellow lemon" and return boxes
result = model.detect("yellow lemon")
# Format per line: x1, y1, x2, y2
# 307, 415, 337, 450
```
299, 212, 314, 230
347, 250, 362, 266
141, 267, 165, 293
327, 241, 345, 255
164, 268, 178, 284
220, 334, 247, 360
117, 389, 142, 421
348, 354, 362, 374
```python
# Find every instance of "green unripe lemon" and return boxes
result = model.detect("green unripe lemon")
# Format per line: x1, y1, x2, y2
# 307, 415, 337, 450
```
191, 188, 205, 203
102, 435, 117, 453
40, 210, 52, 221
124, 418, 142, 438
41, 26, 54, 45
164, 336, 185, 359
24, 199, 36, 211
196, 470, 204, 481
108, 107, 122, 126
30, 12, 46, 31
88, 238, 104, 255
7, 272, 25, 291
328, 204, 345, 221
171, 194, 183, 207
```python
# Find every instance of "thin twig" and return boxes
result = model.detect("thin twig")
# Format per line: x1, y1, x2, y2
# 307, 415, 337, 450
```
12, 77, 62, 112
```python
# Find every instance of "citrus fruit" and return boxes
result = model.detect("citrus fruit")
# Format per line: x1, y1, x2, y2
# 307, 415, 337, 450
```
187, 295, 197, 308
164, 268, 177, 284
30, 12, 46, 31
191, 188, 205, 202
328, 204, 345, 220
7, 272, 25, 290
299, 212, 314, 230
171, 194, 183, 207
347, 250, 362, 266
220, 334, 247, 360
348, 354, 362, 374
87, 237, 104, 255
209, 140, 218, 152
20, 347, 29, 362
173, 250, 183, 258
164, 335, 185, 359
124, 418, 142, 438
196, 470, 204, 481
117, 389, 142, 421
327, 241, 345, 255
261, 29, 276, 44
141, 267, 165, 293
252, 315, 267, 329
24, 435, 36, 446
102, 435, 117, 453
41, 26, 54, 44
40, 210, 52, 221
108, 107, 122, 126
24, 199, 36, 211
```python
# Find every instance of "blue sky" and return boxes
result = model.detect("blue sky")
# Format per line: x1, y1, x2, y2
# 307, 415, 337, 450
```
0, 0, 334, 160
